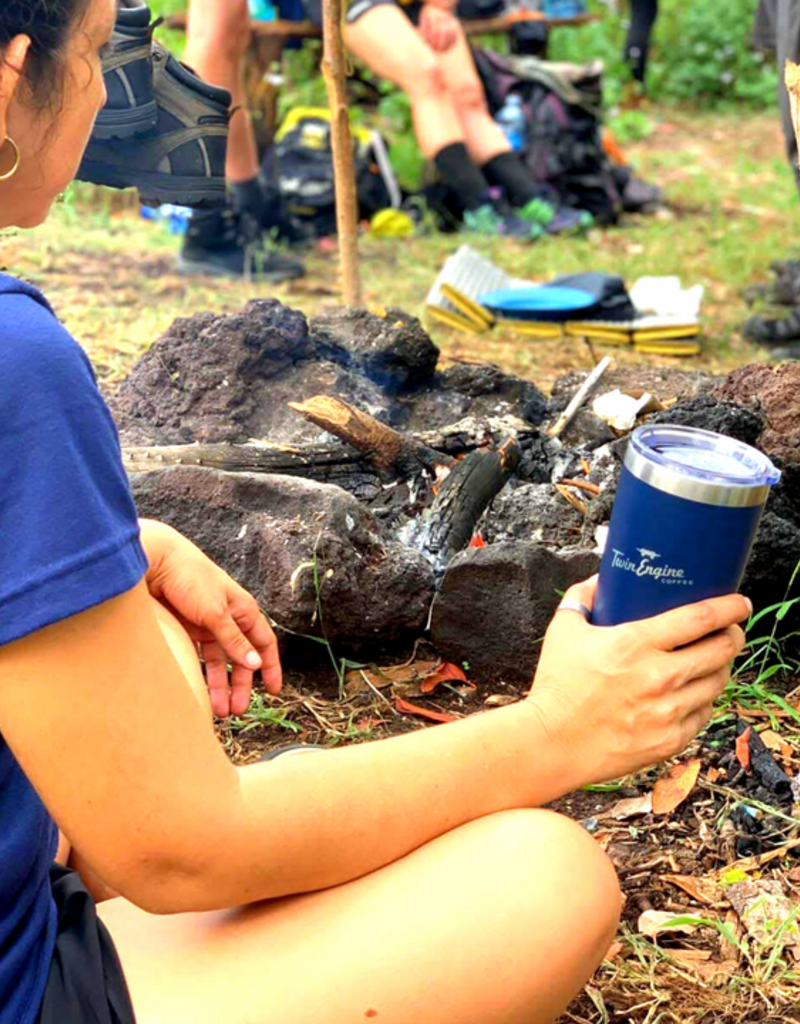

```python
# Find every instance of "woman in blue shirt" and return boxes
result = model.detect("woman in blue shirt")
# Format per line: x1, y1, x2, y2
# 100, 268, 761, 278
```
0, 2, 749, 1021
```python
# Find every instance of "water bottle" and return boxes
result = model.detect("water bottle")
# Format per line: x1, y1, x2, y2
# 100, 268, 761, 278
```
495, 94, 527, 152
249, 0, 277, 20
140, 204, 192, 235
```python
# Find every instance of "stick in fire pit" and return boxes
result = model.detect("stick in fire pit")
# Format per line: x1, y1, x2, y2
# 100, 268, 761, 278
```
288, 395, 455, 478
546, 356, 611, 438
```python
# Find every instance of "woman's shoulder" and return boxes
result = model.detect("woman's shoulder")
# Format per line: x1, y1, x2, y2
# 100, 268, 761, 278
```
0, 273, 95, 387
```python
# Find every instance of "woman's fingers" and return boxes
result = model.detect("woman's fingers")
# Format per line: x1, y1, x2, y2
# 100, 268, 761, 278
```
201, 640, 236, 718
641, 594, 751, 652
229, 591, 283, 696
680, 667, 731, 716
672, 624, 745, 683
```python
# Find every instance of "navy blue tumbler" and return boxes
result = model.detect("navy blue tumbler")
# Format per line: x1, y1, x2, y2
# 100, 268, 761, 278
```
592, 425, 781, 626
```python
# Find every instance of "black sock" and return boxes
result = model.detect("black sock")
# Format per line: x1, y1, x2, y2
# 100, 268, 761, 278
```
230, 175, 265, 218
434, 143, 489, 212
482, 152, 538, 207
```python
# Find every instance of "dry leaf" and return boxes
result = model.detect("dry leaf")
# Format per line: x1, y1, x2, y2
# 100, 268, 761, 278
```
484, 693, 517, 707
394, 697, 458, 724
419, 662, 469, 694
345, 660, 440, 697
725, 879, 800, 946
758, 729, 784, 752
668, 948, 712, 966
652, 759, 702, 815
468, 532, 486, 548
706, 767, 725, 784
735, 727, 752, 772
603, 940, 624, 962
662, 873, 722, 907
638, 910, 699, 938
693, 960, 738, 985
610, 793, 652, 820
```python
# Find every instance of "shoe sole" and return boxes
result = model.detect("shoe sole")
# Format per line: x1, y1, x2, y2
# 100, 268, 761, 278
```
175, 254, 305, 282
78, 158, 226, 209
92, 102, 158, 140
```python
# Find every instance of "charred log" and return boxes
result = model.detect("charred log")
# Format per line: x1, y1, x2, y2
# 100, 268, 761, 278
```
288, 395, 453, 478
412, 437, 521, 571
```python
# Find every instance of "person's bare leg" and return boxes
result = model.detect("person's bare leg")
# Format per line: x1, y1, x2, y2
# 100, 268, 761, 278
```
100, 806, 620, 1024
184, 0, 260, 183
344, 6, 463, 157
434, 26, 511, 166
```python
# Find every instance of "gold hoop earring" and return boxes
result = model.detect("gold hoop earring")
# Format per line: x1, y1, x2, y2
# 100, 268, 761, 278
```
0, 137, 21, 182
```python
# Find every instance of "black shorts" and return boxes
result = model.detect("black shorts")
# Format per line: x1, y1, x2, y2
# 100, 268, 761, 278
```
35, 865, 136, 1024
304, 0, 422, 28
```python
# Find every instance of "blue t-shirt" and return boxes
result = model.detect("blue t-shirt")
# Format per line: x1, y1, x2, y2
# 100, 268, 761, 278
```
0, 274, 148, 1024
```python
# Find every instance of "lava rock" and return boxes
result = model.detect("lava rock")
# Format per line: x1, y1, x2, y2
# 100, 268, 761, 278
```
649, 394, 763, 446
130, 467, 435, 656
767, 462, 800, 528
430, 542, 600, 683
484, 484, 583, 549
401, 363, 548, 432
741, 511, 800, 613
715, 363, 800, 463
559, 408, 616, 450
112, 299, 312, 446
310, 306, 439, 391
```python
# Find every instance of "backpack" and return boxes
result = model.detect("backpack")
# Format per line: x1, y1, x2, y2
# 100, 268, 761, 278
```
274, 107, 401, 236
473, 51, 623, 225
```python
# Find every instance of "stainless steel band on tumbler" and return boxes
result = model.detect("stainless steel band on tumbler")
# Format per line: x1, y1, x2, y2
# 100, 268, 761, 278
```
623, 445, 771, 508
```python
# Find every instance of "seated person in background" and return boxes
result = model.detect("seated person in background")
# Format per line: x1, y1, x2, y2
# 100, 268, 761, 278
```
179, 0, 308, 277
0, 1, 749, 1020
306, 0, 587, 236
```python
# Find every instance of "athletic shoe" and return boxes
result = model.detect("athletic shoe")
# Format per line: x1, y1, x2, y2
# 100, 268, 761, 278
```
462, 203, 543, 240
93, 0, 158, 140
517, 195, 594, 235
177, 207, 306, 281
78, 43, 231, 208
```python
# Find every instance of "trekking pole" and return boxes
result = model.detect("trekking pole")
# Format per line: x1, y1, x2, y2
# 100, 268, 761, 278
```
321, 0, 363, 306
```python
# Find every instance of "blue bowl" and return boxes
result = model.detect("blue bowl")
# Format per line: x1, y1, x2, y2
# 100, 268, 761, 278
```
478, 285, 596, 321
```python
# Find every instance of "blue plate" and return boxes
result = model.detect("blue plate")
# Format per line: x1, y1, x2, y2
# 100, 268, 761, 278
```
479, 285, 596, 321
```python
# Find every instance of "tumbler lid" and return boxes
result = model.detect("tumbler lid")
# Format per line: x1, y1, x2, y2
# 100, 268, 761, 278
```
625, 425, 781, 507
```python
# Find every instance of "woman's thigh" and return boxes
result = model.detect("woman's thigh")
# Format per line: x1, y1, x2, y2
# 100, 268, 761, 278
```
99, 808, 620, 1024
434, 25, 485, 97
344, 4, 436, 93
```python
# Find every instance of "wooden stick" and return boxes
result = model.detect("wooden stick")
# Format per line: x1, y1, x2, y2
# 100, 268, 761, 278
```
560, 477, 601, 496
320, 0, 362, 306
786, 61, 800, 165
288, 395, 453, 477
546, 355, 611, 438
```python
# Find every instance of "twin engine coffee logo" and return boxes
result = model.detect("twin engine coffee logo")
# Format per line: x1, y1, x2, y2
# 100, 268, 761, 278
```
611, 547, 694, 586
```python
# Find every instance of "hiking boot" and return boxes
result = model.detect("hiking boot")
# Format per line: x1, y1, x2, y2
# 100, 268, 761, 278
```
93, 0, 158, 140
517, 194, 594, 236
462, 203, 542, 241
79, 43, 231, 208
231, 176, 314, 248
177, 207, 306, 281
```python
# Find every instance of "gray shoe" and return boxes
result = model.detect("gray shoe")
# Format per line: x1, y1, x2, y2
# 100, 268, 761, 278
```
79, 42, 230, 208
93, 0, 158, 140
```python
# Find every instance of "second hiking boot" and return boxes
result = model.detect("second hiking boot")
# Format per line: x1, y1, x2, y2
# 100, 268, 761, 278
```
178, 207, 306, 281
93, 0, 158, 140
79, 43, 230, 208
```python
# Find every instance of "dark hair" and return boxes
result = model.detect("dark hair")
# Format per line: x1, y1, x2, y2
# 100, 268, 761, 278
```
0, 0, 91, 99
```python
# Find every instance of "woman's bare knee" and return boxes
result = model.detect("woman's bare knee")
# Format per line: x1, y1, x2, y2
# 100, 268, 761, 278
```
467, 809, 621, 951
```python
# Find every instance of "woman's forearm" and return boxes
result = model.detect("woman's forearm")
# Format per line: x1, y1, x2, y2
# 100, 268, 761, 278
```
182, 699, 583, 910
